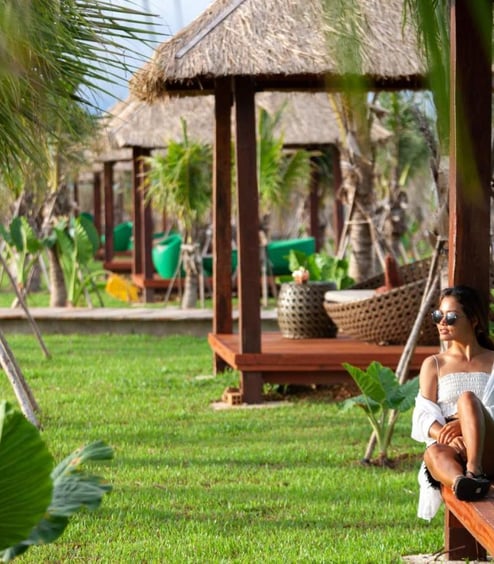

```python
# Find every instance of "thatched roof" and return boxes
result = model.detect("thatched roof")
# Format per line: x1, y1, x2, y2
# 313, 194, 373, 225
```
107, 96, 215, 149
130, 0, 426, 101
101, 91, 390, 150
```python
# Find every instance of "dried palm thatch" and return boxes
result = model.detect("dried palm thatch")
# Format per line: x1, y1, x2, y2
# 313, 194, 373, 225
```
99, 91, 390, 151
130, 0, 425, 101
106, 96, 215, 149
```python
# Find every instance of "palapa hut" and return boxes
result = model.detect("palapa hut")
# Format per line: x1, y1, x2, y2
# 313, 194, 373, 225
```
129, 0, 491, 403
99, 90, 390, 297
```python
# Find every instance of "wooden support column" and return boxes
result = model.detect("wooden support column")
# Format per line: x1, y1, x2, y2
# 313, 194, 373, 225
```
131, 147, 154, 302
448, 0, 492, 316
103, 161, 115, 265
309, 157, 321, 251
213, 78, 233, 374
93, 171, 102, 238
444, 508, 486, 561
132, 148, 143, 278
234, 76, 263, 403
332, 146, 344, 251
73, 180, 79, 214
140, 148, 154, 303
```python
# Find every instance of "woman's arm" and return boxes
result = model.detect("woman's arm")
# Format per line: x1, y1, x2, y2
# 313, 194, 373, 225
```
419, 355, 438, 402
411, 355, 444, 444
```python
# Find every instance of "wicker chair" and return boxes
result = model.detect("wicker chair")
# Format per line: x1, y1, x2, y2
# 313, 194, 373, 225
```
350, 257, 432, 290
323, 258, 439, 346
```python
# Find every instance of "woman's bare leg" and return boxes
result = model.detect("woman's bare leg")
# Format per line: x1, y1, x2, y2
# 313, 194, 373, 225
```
457, 391, 494, 477
424, 444, 464, 488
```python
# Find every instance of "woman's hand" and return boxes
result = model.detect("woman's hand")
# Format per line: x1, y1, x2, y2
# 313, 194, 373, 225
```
447, 436, 467, 461
437, 419, 462, 445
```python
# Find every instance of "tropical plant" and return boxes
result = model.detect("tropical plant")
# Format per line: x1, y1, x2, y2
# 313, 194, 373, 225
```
0, 401, 53, 554
284, 249, 354, 290
403, 0, 450, 150
145, 118, 212, 308
0, 1, 156, 307
44, 214, 105, 307
401, 1, 453, 239
0, 0, 155, 175
0, 217, 44, 300
256, 106, 311, 228
373, 92, 436, 259
340, 361, 419, 466
1, 436, 113, 562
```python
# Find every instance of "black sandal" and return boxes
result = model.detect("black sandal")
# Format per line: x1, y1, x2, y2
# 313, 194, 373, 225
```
453, 471, 491, 501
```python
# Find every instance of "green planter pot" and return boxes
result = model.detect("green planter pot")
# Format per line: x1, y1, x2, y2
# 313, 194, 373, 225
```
277, 281, 338, 339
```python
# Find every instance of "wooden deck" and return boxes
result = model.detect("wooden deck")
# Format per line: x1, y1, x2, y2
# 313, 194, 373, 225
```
209, 332, 436, 402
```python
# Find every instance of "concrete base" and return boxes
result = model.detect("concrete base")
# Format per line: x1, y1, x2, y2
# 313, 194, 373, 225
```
0, 307, 279, 337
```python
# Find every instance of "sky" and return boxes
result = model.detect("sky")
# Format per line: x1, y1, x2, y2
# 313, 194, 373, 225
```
95, 0, 212, 110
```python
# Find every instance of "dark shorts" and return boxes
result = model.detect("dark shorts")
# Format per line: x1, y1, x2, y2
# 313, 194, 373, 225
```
423, 463, 441, 490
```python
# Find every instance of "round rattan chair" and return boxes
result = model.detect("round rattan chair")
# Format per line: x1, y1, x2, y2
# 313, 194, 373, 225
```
323, 277, 439, 346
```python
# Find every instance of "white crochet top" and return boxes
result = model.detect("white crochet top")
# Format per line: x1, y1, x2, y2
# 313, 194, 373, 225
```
437, 372, 490, 418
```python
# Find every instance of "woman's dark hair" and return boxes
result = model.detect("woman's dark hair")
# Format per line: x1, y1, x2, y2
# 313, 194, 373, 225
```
440, 285, 494, 350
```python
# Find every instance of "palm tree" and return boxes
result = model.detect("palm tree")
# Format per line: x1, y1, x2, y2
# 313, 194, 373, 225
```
329, 90, 377, 281
0, 1, 154, 174
0, 1, 156, 305
403, 0, 450, 232
145, 119, 212, 308
373, 92, 436, 260
256, 106, 311, 239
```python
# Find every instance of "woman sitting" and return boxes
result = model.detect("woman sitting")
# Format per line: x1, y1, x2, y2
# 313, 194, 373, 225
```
411, 285, 494, 520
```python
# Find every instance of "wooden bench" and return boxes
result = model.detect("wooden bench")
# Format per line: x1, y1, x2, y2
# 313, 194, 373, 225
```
442, 483, 494, 560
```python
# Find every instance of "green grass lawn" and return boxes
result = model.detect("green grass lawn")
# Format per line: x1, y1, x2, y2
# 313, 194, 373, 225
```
0, 333, 442, 563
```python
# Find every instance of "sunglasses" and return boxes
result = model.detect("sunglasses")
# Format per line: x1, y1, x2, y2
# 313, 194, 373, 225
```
431, 310, 464, 326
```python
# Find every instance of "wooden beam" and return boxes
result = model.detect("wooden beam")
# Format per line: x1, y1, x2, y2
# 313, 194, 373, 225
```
164, 74, 427, 97
213, 78, 234, 374
448, 0, 492, 316
234, 76, 263, 403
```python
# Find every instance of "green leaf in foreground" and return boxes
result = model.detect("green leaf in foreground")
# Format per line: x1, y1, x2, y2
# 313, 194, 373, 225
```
0, 401, 53, 552
1, 440, 113, 561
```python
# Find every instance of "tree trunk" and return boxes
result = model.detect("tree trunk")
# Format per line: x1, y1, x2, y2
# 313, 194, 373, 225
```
344, 156, 376, 282
333, 92, 377, 283
180, 244, 200, 309
47, 246, 67, 307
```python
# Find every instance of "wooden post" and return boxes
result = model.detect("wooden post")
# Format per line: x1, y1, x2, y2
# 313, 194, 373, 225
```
234, 76, 263, 403
103, 161, 115, 265
132, 148, 143, 278
309, 157, 321, 251
448, 0, 492, 316
140, 148, 154, 303
73, 180, 79, 214
213, 78, 233, 374
93, 171, 102, 238
444, 508, 486, 561
131, 147, 154, 302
